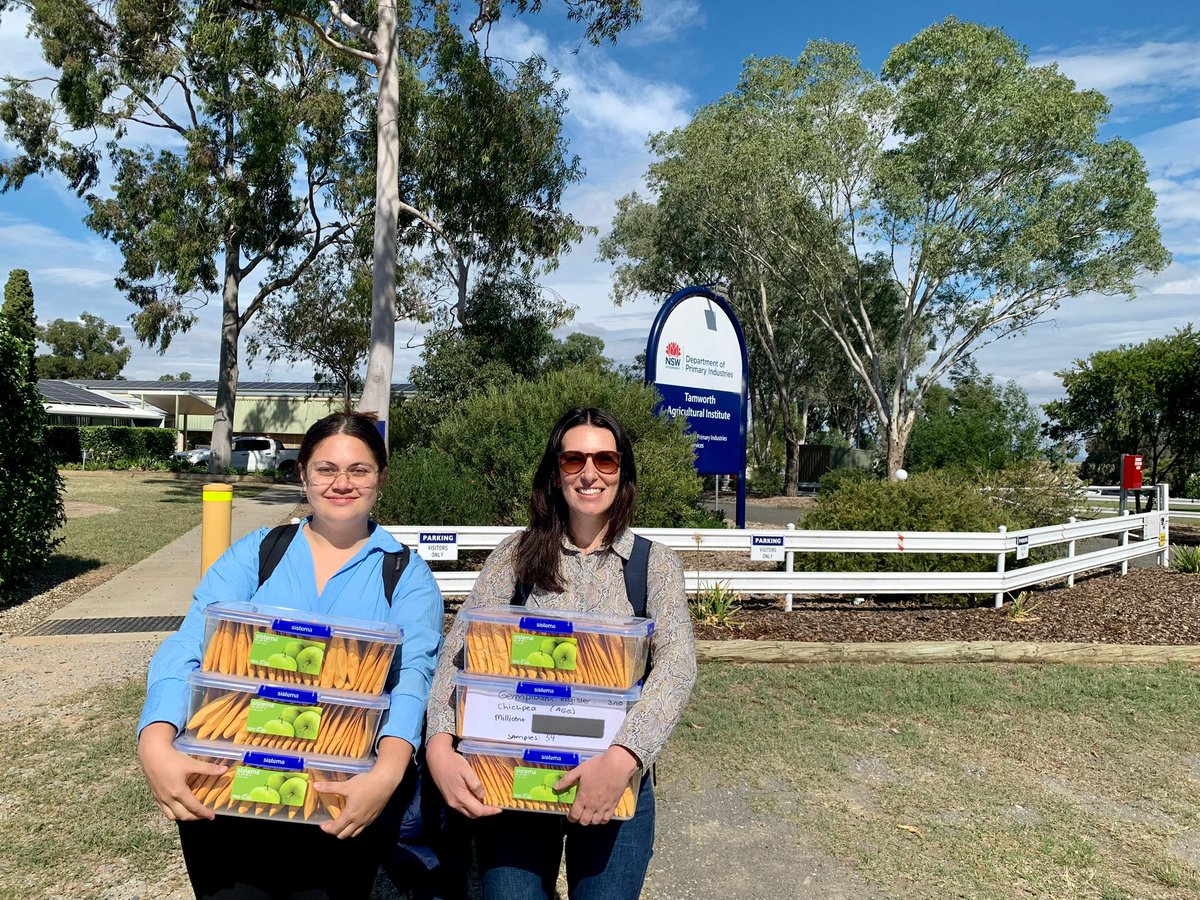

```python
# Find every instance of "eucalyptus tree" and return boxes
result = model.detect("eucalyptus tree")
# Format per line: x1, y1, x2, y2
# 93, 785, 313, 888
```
251, 0, 640, 424
0, 0, 363, 470
604, 20, 1170, 478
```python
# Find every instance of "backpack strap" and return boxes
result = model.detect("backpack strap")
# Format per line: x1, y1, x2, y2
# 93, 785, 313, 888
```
381, 548, 411, 605
511, 534, 653, 617
624, 535, 651, 617
258, 523, 299, 589
258, 522, 410, 606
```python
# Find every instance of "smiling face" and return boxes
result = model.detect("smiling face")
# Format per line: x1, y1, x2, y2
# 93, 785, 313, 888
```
301, 433, 385, 527
556, 425, 621, 536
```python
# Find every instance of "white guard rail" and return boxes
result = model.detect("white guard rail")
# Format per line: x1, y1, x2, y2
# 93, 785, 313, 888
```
384, 484, 1171, 610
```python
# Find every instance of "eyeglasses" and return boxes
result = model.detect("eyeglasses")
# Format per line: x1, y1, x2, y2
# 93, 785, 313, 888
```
558, 450, 622, 475
306, 463, 379, 487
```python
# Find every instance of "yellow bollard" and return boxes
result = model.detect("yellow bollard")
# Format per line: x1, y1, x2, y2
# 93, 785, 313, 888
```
201, 482, 234, 577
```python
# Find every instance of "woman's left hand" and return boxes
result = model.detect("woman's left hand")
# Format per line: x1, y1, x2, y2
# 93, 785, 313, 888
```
314, 736, 411, 839
555, 745, 640, 826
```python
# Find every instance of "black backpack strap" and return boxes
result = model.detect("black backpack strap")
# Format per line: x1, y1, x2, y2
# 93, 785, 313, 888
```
623, 535, 652, 617
258, 523, 300, 588
382, 547, 411, 606
260, 522, 410, 607
511, 534, 652, 615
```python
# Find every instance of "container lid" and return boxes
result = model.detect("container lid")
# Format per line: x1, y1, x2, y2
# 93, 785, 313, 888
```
202, 601, 403, 645
174, 735, 374, 775
457, 738, 604, 766
453, 670, 641, 703
461, 605, 654, 637
187, 670, 390, 710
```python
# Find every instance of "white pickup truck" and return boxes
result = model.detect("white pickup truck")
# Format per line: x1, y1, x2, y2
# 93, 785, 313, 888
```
175, 435, 300, 480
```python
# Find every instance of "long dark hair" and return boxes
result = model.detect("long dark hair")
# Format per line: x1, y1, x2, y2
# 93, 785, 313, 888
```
298, 412, 388, 473
513, 407, 638, 592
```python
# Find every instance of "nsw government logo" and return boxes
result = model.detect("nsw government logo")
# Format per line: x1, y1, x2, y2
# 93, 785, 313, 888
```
664, 341, 682, 368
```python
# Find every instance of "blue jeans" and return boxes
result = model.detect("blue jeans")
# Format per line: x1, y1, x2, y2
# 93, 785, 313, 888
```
474, 774, 655, 900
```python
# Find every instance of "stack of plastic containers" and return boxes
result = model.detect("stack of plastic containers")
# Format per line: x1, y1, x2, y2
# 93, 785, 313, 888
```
453, 606, 654, 819
174, 601, 403, 825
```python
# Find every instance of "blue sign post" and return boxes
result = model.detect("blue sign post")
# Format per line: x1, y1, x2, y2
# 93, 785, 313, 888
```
645, 286, 749, 528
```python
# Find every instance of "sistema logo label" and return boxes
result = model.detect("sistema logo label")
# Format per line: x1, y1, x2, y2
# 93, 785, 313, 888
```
664, 341, 682, 368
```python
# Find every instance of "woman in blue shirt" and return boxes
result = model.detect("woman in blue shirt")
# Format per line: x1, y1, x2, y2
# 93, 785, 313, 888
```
137, 412, 444, 899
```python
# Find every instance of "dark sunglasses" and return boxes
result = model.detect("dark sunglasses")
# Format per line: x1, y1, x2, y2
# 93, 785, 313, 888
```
558, 450, 622, 475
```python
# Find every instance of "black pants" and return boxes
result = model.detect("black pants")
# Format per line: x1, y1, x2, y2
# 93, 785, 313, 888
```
177, 769, 422, 900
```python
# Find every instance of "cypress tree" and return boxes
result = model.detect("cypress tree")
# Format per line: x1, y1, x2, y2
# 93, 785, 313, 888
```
2, 269, 37, 378
0, 315, 65, 599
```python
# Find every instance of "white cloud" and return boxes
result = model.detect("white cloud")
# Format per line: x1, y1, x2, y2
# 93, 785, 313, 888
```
36, 266, 116, 289
1034, 40, 1200, 108
626, 0, 705, 47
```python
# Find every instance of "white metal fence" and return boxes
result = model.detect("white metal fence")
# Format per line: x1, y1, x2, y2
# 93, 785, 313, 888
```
384, 485, 1172, 610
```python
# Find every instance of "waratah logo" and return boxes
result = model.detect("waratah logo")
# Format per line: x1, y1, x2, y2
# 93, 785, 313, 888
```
664, 341, 682, 367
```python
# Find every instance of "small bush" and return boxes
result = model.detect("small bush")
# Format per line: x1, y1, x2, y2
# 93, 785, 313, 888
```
976, 461, 1084, 530
818, 467, 875, 495
1183, 473, 1200, 501
1173, 545, 1200, 574
376, 447, 495, 526
747, 449, 784, 497
690, 582, 741, 627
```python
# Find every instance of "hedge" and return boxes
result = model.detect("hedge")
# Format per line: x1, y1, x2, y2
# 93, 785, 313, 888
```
46, 425, 176, 466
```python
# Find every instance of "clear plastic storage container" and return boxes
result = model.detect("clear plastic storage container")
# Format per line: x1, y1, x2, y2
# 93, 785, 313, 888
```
461, 606, 654, 690
457, 739, 639, 819
175, 735, 373, 825
200, 601, 402, 694
454, 671, 641, 752
183, 671, 389, 759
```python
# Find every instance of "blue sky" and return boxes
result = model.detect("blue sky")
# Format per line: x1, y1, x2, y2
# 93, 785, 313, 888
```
1, 0, 1197, 407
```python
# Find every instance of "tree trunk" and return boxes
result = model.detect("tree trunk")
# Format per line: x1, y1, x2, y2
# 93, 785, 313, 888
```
210, 240, 242, 474
885, 412, 915, 481
358, 7, 398, 430
784, 437, 799, 496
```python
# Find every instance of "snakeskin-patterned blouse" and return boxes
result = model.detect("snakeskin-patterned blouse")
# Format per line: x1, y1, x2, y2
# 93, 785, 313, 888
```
425, 527, 697, 768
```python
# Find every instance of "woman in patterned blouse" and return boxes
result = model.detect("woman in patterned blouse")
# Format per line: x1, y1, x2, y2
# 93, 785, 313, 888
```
424, 406, 697, 899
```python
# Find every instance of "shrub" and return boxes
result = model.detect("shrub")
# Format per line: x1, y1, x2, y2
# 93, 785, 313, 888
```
56, 426, 177, 467
1173, 545, 1200, 574
0, 319, 65, 599
376, 447, 496, 526
1183, 473, 1200, 501
430, 366, 704, 528
976, 461, 1084, 529
800, 470, 1008, 573
747, 449, 784, 497
817, 466, 875, 495
45, 426, 82, 464
690, 582, 741, 627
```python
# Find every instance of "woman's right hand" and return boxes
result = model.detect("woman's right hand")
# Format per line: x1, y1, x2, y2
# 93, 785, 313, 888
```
137, 721, 227, 822
425, 732, 502, 819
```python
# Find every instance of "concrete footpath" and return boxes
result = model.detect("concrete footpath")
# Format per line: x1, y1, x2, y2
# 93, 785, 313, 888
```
12, 484, 302, 647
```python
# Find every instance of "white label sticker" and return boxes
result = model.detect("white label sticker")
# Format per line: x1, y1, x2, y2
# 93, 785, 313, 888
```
458, 684, 630, 751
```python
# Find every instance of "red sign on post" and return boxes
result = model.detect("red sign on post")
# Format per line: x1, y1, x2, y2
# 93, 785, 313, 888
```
1121, 454, 1144, 490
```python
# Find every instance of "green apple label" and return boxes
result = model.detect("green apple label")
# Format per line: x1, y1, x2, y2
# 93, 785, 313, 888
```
510, 634, 578, 671
246, 699, 323, 740
249, 632, 327, 675
511, 766, 576, 804
231, 767, 310, 807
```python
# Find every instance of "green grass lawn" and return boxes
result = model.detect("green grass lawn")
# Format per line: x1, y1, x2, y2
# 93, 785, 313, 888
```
14, 472, 273, 600
662, 662, 1200, 899
3, 663, 1199, 898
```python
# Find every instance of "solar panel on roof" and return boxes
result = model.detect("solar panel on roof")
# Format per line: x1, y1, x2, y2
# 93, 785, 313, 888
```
37, 381, 133, 408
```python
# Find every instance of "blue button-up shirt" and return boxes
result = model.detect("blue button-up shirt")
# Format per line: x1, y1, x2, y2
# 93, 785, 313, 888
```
138, 519, 444, 750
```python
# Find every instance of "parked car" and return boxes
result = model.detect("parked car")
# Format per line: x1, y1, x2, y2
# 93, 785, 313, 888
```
174, 436, 300, 480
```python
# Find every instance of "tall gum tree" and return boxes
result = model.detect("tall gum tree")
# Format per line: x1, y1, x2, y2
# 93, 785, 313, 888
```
0, 0, 362, 471
604, 20, 1170, 479
252, 0, 641, 425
